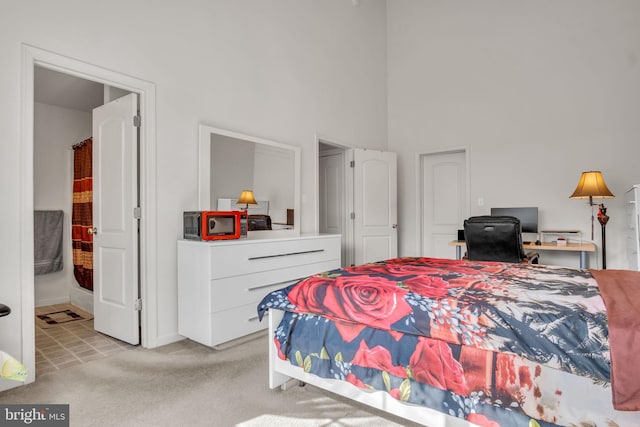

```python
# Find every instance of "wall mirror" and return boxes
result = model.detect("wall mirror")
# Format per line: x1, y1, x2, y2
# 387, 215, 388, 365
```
198, 124, 301, 238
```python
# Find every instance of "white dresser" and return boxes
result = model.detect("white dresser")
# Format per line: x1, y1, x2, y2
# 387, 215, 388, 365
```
626, 185, 640, 271
177, 234, 341, 347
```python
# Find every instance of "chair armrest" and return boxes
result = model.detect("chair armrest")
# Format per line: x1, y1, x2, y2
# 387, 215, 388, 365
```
524, 251, 539, 264
0, 304, 10, 317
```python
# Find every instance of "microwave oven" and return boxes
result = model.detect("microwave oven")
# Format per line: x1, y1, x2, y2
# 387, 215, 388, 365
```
183, 211, 247, 241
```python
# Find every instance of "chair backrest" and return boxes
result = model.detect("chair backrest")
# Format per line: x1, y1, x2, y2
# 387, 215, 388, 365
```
248, 214, 272, 231
463, 216, 525, 263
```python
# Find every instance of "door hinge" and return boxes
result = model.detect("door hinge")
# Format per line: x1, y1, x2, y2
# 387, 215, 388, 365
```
350, 160, 355, 168
350, 212, 355, 220
134, 298, 142, 311
133, 115, 141, 128
133, 206, 142, 219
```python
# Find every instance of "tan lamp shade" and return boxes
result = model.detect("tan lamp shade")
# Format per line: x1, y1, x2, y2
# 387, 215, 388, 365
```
569, 171, 614, 200
237, 190, 257, 208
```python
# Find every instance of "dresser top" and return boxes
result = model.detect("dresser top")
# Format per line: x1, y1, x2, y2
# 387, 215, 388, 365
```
178, 233, 340, 247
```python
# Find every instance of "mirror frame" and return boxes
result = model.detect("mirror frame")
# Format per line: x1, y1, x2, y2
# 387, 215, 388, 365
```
198, 124, 301, 238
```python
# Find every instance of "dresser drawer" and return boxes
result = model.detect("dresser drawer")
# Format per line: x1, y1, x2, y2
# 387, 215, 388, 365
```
208, 303, 270, 347
209, 259, 339, 313
208, 237, 340, 279
178, 235, 341, 347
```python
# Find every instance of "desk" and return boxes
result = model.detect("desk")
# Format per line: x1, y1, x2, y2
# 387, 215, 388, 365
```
448, 241, 596, 269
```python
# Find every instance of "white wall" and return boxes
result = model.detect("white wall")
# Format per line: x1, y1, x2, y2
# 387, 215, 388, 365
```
388, 0, 640, 268
0, 0, 388, 378
33, 102, 92, 308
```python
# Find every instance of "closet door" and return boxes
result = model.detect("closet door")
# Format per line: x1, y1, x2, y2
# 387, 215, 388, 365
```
420, 150, 468, 259
92, 93, 140, 345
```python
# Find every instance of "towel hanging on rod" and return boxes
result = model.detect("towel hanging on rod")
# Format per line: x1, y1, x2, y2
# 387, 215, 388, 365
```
34, 210, 64, 275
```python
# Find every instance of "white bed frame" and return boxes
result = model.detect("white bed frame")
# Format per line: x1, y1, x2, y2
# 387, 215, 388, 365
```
268, 309, 478, 427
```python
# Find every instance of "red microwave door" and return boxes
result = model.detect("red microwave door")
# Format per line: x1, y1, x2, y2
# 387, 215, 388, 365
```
201, 211, 241, 240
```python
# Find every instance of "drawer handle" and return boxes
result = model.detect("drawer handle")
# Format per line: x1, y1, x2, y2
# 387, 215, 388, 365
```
248, 282, 289, 292
248, 312, 268, 322
248, 249, 324, 261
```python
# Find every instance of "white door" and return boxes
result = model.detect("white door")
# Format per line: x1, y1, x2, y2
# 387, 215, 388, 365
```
319, 149, 346, 265
420, 150, 468, 259
352, 148, 398, 265
92, 93, 140, 345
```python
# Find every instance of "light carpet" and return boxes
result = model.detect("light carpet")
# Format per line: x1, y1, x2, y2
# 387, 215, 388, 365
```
0, 333, 422, 427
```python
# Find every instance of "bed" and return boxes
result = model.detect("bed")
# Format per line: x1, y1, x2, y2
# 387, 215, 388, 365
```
257, 257, 640, 427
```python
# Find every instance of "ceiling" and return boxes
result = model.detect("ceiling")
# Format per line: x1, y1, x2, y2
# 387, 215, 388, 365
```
34, 66, 104, 112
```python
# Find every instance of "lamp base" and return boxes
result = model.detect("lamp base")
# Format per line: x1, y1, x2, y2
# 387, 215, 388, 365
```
597, 204, 609, 270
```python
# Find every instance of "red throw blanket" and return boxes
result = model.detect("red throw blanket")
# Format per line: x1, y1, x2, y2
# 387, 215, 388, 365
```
590, 269, 640, 411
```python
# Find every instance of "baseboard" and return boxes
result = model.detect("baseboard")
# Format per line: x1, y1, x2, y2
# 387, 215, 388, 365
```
153, 333, 184, 349
69, 286, 93, 314
35, 296, 70, 308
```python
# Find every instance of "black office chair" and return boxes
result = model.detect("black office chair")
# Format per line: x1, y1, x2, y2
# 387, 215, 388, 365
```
0, 304, 10, 317
248, 214, 272, 231
463, 216, 539, 264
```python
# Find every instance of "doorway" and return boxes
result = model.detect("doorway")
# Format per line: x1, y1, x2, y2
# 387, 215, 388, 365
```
317, 138, 398, 267
18, 45, 158, 387
33, 66, 104, 312
418, 149, 469, 258
319, 142, 349, 266
33, 68, 138, 373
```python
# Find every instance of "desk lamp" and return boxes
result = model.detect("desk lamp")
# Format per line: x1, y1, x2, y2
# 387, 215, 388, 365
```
237, 190, 257, 212
569, 171, 614, 268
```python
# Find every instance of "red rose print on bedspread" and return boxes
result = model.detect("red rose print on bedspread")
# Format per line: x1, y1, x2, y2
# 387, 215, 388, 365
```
347, 257, 488, 277
345, 264, 400, 276
351, 339, 408, 378
287, 275, 412, 342
409, 337, 469, 396
386, 257, 460, 267
403, 275, 450, 298
345, 373, 367, 389
347, 262, 446, 277
274, 336, 286, 360
347, 373, 405, 401
466, 413, 501, 427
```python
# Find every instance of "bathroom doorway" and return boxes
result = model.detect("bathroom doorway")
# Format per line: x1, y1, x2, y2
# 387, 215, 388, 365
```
33, 67, 137, 374
17, 45, 158, 386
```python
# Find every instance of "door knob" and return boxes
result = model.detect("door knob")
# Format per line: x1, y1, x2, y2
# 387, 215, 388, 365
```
87, 227, 98, 235
392, 224, 398, 229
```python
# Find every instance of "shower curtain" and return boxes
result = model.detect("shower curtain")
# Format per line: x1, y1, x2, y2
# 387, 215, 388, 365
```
72, 138, 93, 291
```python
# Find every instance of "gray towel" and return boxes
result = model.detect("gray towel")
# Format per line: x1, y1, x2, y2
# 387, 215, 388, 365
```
34, 210, 64, 275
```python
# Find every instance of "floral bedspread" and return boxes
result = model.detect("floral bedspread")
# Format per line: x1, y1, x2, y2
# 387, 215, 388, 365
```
257, 257, 637, 427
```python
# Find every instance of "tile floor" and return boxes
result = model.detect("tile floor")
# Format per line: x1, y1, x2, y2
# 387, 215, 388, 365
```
35, 305, 135, 376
